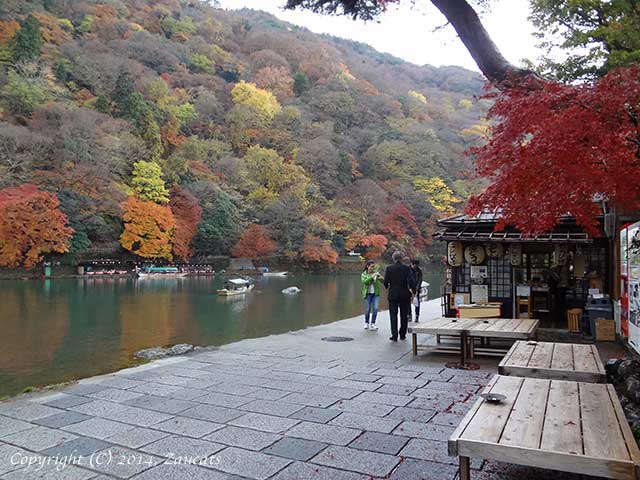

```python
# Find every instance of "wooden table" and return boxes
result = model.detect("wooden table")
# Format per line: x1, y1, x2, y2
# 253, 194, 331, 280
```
499, 340, 606, 383
408, 318, 482, 366
458, 303, 502, 319
449, 375, 640, 480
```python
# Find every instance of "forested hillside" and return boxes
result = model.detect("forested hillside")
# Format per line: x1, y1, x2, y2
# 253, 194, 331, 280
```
0, 0, 490, 268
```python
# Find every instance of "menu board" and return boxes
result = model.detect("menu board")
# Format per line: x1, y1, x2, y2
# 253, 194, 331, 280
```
627, 222, 640, 353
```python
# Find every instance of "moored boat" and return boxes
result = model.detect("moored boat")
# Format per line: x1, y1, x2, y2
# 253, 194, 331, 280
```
137, 266, 188, 278
263, 271, 288, 277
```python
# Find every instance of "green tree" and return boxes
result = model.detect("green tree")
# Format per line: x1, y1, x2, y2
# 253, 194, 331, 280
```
293, 71, 311, 95
231, 81, 281, 124
131, 160, 169, 204
1, 71, 50, 115
529, 0, 640, 80
194, 190, 243, 255
11, 15, 43, 62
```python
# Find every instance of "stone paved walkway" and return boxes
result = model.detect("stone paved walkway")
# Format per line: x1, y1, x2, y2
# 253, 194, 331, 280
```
0, 300, 605, 479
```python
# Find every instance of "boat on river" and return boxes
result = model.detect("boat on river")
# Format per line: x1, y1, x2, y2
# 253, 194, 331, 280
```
419, 281, 430, 299
137, 266, 188, 278
217, 278, 255, 296
263, 271, 288, 277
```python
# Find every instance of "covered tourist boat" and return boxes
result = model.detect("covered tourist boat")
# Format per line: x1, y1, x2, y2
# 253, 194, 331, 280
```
217, 278, 255, 296
137, 266, 188, 278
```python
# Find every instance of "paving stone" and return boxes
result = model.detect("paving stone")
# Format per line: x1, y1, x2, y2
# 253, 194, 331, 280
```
330, 379, 381, 392
150, 375, 195, 387
95, 376, 146, 390
181, 404, 244, 424
106, 426, 170, 449
288, 407, 341, 424
63, 384, 109, 396
40, 436, 112, 457
0, 416, 35, 437
311, 445, 400, 477
102, 406, 174, 427
153, 417, 223, 438
408, 395, 459, 411
387, 406, 437, 423
421, 381, 479, 395
305, 385, 362, 400
305, 367, 352, 379
207, 446, 290, 480
4, 462, 96, 480
329, 412, 401, 434
0, 401, 62, 421
229, 412, 299, 433
399, 438, 456, 464
87, 388, 144, 403
331, 399, 394, 417
348, 431, 410, 455
130, 463, 232, 479
244, 387, 290, 401
260, 380, 315, 393
279, 393, 340, 408
76, 445, 160, 478
195, 392, 253, 409
42, 394, 92, 410
272, 460, 369, 480
376, 376, 428, 388
0, 443, 36, 475
141, 434, 225, 458
70, 400, 131, 418
122, 395, 196, 415
3, 425, 78, 452
430, 412, 464, 428
372, 368, 419, 378
398, 365, 445, 375
33, 411, 91, 428
156, 367, 211, 379
345, 373, 382, 383
203, 425, 281, 451
448, 375, 489, 386
62, 417, 135, 439
262, 437, 327, 461
388, 458, 458, 480
417, 372, 455, 382
240, 399, 303, 418
206, 383, 260, 396
353, 391, 412, 407
392, 421, 455, 441
285, 421, 361, 446
375, 384, 417, 396
448, 400, 475, 416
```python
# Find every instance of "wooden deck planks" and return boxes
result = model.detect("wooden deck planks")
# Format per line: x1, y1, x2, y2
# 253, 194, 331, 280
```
528, 342, 554, 369
500, 377, 550, 449
550, 343, 574, 371
502, 341, 536, 368
540, 379, 582, 455
573, 344, 602, 374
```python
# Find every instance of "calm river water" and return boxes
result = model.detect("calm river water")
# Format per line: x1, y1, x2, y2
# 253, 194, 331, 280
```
0, 271, 443, 397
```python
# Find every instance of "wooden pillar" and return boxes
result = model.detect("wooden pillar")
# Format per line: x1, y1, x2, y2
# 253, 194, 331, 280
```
459, 456, 471, 480
412, 333, 418, 356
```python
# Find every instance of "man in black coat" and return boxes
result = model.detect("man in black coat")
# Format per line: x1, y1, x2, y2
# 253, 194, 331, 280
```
384, 251, 417, 341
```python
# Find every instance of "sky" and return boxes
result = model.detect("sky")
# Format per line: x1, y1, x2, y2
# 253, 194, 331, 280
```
216, 0, 542, 72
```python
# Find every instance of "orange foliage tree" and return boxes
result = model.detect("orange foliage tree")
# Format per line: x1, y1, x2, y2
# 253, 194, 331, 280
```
380, 204, 424, 248
232, 224, 277, 260
359, 234, 388, 260
0, 184, 73, 268
120, 196, 176, 260
300, 234, 338, 264
169, 186, 202, 260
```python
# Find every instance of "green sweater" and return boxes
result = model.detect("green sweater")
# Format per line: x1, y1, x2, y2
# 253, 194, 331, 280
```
361, 271, 383, 298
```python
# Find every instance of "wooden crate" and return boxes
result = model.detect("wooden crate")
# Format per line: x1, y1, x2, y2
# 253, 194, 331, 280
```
567, 308, 582, 333
595, 319, 615, 341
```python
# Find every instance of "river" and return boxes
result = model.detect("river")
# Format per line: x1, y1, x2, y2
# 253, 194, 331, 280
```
0, 271, 444, 398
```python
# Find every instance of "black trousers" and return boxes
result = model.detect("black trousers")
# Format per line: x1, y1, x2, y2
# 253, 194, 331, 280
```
389, 299, 410, 339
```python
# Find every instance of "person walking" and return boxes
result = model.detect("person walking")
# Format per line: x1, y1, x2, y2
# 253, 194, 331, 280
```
411, 259, 424, 322
361, 260, 383, 331
403, 256, 415, 326
384, 251, 416, 341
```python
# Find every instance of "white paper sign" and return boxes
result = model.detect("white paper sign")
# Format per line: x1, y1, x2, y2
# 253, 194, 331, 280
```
471, 284, 489, 303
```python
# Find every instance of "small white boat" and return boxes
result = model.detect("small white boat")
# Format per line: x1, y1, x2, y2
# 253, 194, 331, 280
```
137, 266, 188, 278
263, 271, 288, 277
282, 286, 301, 294
217, 278, 255, 296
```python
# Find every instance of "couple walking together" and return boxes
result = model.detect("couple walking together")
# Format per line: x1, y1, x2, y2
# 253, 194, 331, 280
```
361, 251, 422, 341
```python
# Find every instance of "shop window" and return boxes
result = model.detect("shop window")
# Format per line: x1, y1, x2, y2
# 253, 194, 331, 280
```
488, 256, 511, 298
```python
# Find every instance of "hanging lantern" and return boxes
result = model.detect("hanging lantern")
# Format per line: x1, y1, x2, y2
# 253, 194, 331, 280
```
464, 244, 486, 265
447, 242, 463, 266
554, 244, 568, 266
485, 243, 503, 258
510, 244, 522, 266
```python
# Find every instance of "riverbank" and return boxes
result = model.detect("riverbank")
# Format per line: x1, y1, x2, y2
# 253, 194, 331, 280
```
0, 299, 598, 479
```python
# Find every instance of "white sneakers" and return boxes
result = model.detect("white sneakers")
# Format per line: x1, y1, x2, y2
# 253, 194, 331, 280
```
364, 323, 369, 330
364, 323, 378, 331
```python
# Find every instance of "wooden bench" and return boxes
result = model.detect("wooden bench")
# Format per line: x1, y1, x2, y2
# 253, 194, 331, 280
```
449, 375, 640, 480
467, 318, 539, 357
499, 340, 606, 383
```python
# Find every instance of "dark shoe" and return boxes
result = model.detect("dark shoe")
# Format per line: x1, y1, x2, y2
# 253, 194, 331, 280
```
400, 336, 406, 340
389, 337, 398, 342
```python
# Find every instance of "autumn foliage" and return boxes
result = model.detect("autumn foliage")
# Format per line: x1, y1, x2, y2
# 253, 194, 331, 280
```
359, 234, 389, 260
300, 234, 339, 264
232, 224, 277, 260
0, 184, 73, 268
169, 186, 202, 260
469, 67, 640, 234
120, 196, 176, 260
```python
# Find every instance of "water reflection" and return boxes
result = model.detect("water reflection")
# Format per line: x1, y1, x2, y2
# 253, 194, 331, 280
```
0, 271, 443, 397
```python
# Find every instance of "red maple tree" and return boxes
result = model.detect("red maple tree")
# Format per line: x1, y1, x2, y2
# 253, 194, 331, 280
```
232, 224, 277, 260
300, 234, 339, 264
0, 184, 74, 268
359, 234, 388, 260
469, 66, 640, 235
380, 204, 424, 247
169, 186, 202, 260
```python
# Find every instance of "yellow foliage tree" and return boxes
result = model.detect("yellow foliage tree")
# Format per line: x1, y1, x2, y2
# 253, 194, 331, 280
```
231, 81, 281, 124
414, 177, 459, 214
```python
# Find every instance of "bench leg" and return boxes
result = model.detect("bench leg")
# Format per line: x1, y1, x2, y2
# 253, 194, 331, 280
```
459, 456, 470, 480
437, 334, 441, 344
412, 333, 418, 356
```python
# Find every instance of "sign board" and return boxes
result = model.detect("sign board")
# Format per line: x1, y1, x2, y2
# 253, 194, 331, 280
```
470, 265, 488, 280
627, 222, 640, 353
447, 242, 463, 266
509, 244, 522, 266
471, 284, 489, 303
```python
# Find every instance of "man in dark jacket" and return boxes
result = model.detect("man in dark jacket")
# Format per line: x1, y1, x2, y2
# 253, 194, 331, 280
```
384, 251, 416, 341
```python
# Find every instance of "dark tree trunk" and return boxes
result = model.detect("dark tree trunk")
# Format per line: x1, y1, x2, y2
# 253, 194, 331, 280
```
430, 0, 530, 83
